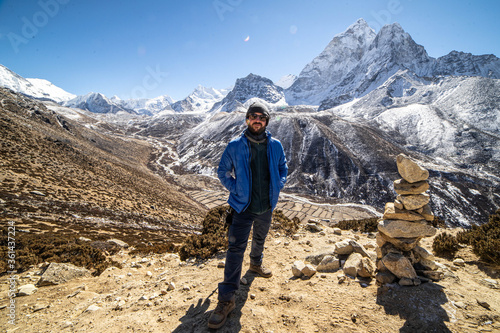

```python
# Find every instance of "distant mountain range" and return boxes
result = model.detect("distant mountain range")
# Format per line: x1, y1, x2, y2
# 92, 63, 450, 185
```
1, 18, 499, 227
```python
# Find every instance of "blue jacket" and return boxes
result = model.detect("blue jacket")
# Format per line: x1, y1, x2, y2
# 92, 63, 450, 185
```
217, 131, 288, 214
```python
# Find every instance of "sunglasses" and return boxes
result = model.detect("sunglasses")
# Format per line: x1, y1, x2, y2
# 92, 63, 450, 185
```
248, 114, 268, 121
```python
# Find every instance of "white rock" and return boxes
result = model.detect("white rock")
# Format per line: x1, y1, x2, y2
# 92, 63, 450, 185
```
292, 261, 306, 278
17, 284, 38, 296
85, 304, 101, 312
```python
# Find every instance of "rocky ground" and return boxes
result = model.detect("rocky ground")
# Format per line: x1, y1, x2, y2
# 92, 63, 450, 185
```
1, 224, 499, 333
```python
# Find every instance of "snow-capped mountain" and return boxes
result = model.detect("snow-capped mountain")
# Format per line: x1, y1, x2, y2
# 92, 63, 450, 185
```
286, 19, 500, 108
171, 85, 229, 113
64, 92, 135, 114
209, 73, 287, 113
285, 18, 376, 105
275, 74, 297, 89
111, 95, 174, 116
0, 64, 75, 103
169, 20, 500, 227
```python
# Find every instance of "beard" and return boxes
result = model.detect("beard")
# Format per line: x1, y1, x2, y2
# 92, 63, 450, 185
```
247, 122, 266, 135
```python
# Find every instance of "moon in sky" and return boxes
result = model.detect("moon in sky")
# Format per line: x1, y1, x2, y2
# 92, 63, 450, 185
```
244, 36, 250, 42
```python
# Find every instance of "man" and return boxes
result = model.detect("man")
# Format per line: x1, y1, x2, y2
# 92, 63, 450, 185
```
208, 102, 288, 329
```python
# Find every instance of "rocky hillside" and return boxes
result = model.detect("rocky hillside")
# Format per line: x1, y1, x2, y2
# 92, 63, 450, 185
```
0, 87, 206, 246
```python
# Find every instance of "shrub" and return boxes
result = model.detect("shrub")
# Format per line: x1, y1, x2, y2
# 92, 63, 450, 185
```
0, 226, 120, 276
432, 232, 459, 258
456, 209, 500, 265
271, 210, 300, 236
178, 205, 229, 261
129, 243, 177, 256
337, 218, 379, 233
177, 207, 301, 261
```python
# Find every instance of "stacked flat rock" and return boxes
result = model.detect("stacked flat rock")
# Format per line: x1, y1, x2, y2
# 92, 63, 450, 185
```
375, 154, 443, 286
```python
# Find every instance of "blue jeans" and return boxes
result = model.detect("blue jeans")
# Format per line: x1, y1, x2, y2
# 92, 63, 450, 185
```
218, 209, 272, 301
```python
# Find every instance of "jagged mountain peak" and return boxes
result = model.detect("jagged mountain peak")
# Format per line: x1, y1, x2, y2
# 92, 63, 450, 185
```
209, 73, 286, 113
285, 18, 376, 105
64, 92, 136, 114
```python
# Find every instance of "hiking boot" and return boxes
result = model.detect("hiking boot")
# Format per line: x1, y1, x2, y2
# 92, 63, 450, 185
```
207, 298, 235, 329
249, 263, 272, 278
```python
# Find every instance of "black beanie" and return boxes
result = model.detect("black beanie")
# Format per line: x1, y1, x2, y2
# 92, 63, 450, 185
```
246, 102, 270, 125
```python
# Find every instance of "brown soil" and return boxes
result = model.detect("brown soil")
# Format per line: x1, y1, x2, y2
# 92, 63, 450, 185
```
1, 227, 499, 333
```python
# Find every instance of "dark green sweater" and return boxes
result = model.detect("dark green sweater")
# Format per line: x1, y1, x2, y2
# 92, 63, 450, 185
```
247, 139, 271, 214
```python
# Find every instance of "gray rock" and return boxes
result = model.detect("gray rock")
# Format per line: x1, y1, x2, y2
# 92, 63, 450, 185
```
480, 278, 499, 289
37, 263, 91, 287
306, 222, 323, 232
85, 304, 101, 312
419, 259, 438, 271
317, 255, 340, 272
419, 270, 444, 281
376, 271, 396, 284
453, 258, 465, 267
107, 238, 129, 248
306, 251, 334, 265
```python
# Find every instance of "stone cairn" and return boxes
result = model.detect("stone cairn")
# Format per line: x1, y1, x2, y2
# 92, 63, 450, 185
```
375, 154, 444, 286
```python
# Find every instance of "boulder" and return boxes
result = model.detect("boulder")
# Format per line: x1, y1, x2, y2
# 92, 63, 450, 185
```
377, 230, 421, 252
343, 253, 363, 277
396, 154, 429, 183
302, 264, 317, 278
317, 255, 340, 272
306, 250, 334, 265
376, 271, 396, 284
107, 238, 129, 248
17, 284, 38, 296
417, 204, 434, 222
397, 193, 430, 210
383, 202, 426, 221
380, 253, 417, 279
334, 239, 354, 255
378, 219, 436, 239
358, 257, 375, 278
412, 246, 434, 261
37, 263, 91, 287
348, 240, 370, 258
393, 179, 429, 195
292, 261, 306, 278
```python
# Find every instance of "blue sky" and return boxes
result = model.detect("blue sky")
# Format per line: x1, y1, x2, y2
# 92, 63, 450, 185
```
0, 0, 499, 101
